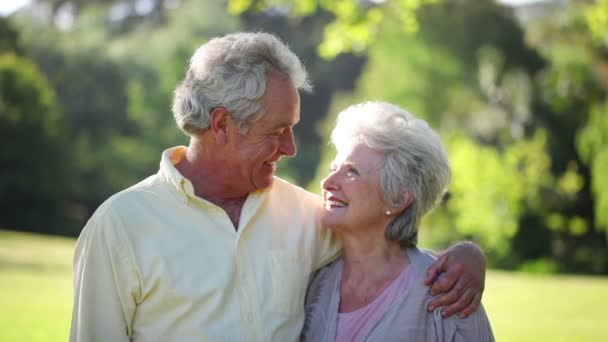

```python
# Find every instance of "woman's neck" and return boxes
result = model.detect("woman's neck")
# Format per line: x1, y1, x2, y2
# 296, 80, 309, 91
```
339, 230, 409, 282
337, 230, 410, 313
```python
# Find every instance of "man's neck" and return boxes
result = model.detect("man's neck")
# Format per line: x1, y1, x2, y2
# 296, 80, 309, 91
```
213, 196, 248, 229
175, 139, 249, 229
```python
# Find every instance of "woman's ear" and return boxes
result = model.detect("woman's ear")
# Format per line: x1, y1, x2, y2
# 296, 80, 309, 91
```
394, 190, 414, 213
209, 107, 229, 144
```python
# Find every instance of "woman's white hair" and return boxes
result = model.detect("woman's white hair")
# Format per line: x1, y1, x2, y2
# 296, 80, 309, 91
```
172, 32, 311, 135
331, 101, 451, 248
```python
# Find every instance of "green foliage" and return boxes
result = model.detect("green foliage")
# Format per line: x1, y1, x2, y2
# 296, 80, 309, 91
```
446, 132, 552, 258
0, 52, 72, 234
305, 21, 464, 191
228, 0, 436, 58
0, 17, 22, 55
527, 1, 608, 244
28, 48, 132, 142
32, 0, 174, 31
577, 101, 608, 234
308, 0, 607, 273
586, 0, 608, 44
0, 53, 58, 133
22, 44, 146, 214
7, 0, 241, 232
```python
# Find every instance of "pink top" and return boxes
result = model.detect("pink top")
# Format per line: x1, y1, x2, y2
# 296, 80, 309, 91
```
336, 265, 414, 342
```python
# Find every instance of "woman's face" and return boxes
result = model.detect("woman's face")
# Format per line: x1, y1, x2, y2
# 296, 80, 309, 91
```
320, 143, 392, 233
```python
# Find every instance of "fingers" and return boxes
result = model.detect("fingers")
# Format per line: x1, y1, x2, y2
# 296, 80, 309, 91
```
425, 255, 448, 285
429, 262, 463, 295
441, 287, 475, 318
427, 274, 466, 313
425, 243, 486, 318
457, 292, 482, 319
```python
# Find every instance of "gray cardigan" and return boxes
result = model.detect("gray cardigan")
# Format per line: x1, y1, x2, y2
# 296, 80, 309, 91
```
301, 247, 495, 341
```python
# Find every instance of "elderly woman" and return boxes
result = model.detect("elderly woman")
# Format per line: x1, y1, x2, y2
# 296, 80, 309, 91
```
301, 102, 494, 341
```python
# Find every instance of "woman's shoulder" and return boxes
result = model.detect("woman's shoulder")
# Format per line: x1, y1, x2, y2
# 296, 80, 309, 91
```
302, 258, 343, 341
406, 247, 437, 276
304, 257, 342, 313
309, 257, 342, 290
436, 304, 495, 341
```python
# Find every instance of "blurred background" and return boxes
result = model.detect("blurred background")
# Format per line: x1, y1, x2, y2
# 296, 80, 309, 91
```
0, 0, 607, 340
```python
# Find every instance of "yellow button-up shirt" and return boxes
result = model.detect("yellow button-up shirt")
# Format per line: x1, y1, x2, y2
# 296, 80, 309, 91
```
70, 146, 340, 342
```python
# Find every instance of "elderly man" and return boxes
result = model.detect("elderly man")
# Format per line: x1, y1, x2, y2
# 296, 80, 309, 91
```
70, 32, 485, 341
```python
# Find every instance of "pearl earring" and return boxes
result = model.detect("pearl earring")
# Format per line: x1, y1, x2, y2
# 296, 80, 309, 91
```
385, 210, 392, 216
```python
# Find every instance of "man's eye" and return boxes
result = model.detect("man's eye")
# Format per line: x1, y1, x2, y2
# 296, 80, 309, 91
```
346, 169, 357, 176
268, 128, 281, 136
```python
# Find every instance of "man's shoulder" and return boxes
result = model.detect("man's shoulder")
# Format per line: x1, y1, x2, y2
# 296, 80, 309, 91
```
91, 173, 170, 219
271, 177, 321, 203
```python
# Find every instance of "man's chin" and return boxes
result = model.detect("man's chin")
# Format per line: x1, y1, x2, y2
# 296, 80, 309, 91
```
254, 175, 275, 190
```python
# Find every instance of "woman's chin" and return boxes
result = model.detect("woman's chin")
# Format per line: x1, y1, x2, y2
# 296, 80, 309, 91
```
320, 216, 344, 231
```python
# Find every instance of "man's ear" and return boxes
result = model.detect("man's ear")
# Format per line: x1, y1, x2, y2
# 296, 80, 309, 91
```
209, 107, 230, 144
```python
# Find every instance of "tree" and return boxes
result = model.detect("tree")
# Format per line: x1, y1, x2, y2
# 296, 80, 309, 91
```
30, 0, 174, 30
0, 17, 23, 55
520, 0, 608, 272
11, 0, 245, 233
229, 0, 437, 59
0, 49, 74, 234
289, 0, 607, 273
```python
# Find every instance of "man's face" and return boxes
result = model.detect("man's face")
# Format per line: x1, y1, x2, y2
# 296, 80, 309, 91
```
225, 71, 301, 193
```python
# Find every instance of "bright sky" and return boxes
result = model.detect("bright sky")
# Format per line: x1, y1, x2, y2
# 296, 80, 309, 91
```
0, 0, 550, 16
0, 0, 31, 15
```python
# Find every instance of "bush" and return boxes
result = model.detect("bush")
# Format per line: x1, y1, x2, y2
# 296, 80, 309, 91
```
0, 53, 73, 234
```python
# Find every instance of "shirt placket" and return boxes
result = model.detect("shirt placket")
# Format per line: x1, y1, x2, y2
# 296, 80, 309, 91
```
236, 235, 264, 341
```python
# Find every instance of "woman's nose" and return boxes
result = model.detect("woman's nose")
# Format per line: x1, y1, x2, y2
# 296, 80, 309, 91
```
321, 170, 339, 191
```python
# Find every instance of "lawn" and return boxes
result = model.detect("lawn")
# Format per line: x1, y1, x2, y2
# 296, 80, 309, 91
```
0, 230, 73, 341
1, 229, 607, 341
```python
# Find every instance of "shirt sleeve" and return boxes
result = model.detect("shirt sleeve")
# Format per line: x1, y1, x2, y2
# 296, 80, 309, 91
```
312, 225, 342, 271
70, 204, 140, 342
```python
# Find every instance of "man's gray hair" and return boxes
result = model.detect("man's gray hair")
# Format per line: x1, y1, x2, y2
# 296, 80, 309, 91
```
172, 32, 311, 135
331, 101, 451, 249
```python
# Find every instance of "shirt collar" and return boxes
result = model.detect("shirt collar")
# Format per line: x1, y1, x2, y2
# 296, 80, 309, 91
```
157, 146, 271, 210
158, 146, 196, 203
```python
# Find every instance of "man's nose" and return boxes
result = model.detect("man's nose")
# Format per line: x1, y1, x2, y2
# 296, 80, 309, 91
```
279, 128, 297, 157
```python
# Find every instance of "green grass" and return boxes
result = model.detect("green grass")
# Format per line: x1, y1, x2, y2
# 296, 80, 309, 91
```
483, 270, 608, 341
1, 229, 607, 341
0, 230, 74, 341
